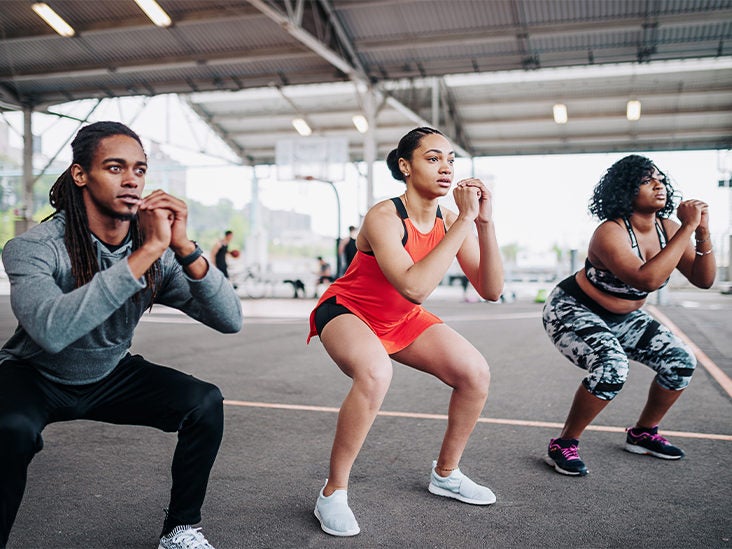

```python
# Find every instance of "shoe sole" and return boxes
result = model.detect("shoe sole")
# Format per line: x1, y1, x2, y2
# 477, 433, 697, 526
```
544, 455, 588, 476
428, 483, 496, 505
624, 443, 684, 460
313, 508, 360, 537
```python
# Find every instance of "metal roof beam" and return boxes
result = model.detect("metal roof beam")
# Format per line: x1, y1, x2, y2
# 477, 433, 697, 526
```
1, 47, 314, 82
352, 9, 732, 53
183, 97, 252, 165
245, 0, 471, 158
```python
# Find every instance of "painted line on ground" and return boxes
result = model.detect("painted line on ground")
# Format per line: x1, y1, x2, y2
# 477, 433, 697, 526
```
223, 399, 732, 442
647, 304, 732, 399
441, 311, 541, 322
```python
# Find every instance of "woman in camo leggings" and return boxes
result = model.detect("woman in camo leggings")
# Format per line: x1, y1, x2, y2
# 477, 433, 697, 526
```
542, 154, 716, 476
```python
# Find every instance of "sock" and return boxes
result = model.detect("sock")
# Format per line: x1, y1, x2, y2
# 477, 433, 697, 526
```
630, 425, 657, 434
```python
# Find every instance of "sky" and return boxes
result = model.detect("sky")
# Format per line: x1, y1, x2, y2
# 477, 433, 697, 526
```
3, 95, 731, 261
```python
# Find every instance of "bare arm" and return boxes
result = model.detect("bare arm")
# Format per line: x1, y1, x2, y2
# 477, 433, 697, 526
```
671, 201, 716, 288
361, 191, 479, 304
591, 200, 713, 292
210, 240, 222, 260
452, 180, 504, 301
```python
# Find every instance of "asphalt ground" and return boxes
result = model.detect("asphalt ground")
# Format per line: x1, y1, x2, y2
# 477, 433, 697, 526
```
3, 285, 731, 549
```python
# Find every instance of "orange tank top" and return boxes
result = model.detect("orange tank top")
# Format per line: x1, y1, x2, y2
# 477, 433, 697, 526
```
307, 197, 446, 353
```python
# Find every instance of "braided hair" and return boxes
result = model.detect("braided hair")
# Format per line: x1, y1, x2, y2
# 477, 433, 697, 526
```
43, 121, 160, 303
385, 127, 445, 182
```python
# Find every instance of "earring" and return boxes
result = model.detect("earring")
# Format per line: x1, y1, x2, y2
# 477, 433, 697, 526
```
403, 172, 409, 176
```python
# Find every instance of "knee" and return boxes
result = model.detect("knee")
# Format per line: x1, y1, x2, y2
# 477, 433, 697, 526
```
583, 378, 622, 401
0, 413, 43, 458
454, 358, 490, 398
585, 355, 629, 401
354, 363, 393, 401
656, 350, 697, 391
181, 381, 224, 430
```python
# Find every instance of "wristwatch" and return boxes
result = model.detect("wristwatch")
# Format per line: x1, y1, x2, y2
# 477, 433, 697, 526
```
175, 241, 203, 266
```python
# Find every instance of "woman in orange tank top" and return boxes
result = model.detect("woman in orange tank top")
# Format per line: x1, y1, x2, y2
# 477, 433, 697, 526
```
309, 127, 504, 537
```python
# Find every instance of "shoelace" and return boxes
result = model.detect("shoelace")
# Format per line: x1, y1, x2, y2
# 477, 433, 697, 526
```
642, 432, 670, 446
555, 444, 580, 461
168, 527, 213, 549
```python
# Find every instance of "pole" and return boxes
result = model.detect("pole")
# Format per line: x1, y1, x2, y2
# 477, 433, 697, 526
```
17, 108, 34, 236
325, 179, 342, 277
303, 176, 342, 276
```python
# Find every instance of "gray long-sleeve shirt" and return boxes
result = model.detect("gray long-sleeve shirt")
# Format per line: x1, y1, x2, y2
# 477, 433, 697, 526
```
0, 213, 242, 385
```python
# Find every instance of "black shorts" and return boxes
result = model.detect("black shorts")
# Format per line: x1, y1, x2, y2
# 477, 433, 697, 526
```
313, 296, 353, 335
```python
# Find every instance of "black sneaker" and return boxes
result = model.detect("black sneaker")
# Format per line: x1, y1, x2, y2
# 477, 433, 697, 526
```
624, 426, 685, 460
544, 437, 588, 476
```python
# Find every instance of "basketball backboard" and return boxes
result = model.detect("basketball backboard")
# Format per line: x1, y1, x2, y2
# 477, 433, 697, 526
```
275, 137, 348, 182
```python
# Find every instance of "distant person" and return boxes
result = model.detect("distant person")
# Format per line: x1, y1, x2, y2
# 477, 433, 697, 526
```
313, 256, 335, 297
210, 230, 234, 279
307, 127, 504, 536
542, 154, 716, 476
0, 121, 242, 549
338, 225, 358, 275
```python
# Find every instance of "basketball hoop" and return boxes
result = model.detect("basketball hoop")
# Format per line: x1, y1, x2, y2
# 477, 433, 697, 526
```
275, 137, 348, 182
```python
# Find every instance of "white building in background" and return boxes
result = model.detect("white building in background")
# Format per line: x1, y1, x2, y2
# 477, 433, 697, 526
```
147, 141, 187, 198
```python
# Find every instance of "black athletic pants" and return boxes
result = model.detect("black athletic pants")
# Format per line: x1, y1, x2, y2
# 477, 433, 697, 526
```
0, 354, 224, 548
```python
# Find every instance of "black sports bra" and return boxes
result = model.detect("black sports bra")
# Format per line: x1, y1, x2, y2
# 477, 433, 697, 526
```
584, 218, 669, 300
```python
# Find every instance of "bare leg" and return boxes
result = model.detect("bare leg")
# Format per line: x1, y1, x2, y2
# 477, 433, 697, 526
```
392, 324, 490, 471
635, 382, 684, 429
559, 384, 611, 440
319, 315, 393, 496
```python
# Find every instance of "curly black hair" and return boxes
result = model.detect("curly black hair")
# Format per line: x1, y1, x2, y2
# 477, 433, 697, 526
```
588, 154, 677, 221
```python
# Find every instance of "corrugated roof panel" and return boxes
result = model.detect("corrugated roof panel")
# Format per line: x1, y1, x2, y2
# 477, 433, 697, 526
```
2, 0, 730, 157
1, 37, 93, 72
79, 29, 190, 64
337, 0, 517, 41
56, 0, 143, 25
170, 15, 303, 53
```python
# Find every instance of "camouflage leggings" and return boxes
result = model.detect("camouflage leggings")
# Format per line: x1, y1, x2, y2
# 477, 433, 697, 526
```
542, 277, 696, 401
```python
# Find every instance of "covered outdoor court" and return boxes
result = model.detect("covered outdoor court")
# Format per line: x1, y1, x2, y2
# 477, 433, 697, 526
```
5, 286, 731, 548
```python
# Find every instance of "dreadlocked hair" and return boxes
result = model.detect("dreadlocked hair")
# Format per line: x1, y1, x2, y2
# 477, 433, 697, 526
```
43, 121, 160, 307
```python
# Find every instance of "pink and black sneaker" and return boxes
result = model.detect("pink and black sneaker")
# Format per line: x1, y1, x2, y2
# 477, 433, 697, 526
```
544, 437, 588, 476
625, 426, 685, 459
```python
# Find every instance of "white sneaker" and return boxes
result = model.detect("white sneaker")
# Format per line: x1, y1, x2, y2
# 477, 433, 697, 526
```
314, 481, 360, 536
158, 525, 215, 549
428, 460, 496, 505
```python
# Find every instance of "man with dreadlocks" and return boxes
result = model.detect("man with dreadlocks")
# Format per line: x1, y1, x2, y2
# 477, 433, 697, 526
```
0, 121, 242, 549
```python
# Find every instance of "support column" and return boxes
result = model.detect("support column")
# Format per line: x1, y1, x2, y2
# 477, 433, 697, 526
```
363, 87, 377, 209
431, 77, 439, 126
246, 167, 268, 270
16, 108, 35, 236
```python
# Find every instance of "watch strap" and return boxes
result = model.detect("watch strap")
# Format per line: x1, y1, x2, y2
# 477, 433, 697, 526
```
175, 242, 203, 266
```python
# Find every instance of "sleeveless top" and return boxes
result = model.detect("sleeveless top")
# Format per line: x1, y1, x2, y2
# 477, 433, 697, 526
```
214, 242, 228, 272
307, 197, 446, 353
584, 217, 669, 300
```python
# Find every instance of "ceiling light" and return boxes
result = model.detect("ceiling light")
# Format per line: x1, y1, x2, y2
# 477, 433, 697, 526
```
292, 118, 312, 136
32, 3, 75, 37
352, 114, 368, 133
553, 104, 568, 124
626, 99, 641, 121
134, 0, 172, 27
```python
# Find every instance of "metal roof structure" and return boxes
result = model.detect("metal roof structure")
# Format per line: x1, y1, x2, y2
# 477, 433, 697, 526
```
1, 0, 732, 165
